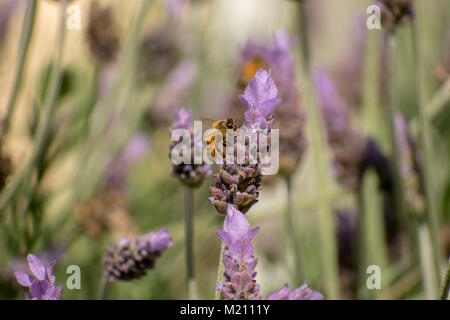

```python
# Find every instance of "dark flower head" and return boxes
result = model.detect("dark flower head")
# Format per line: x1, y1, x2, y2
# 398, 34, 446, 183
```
267, 282, 324, 300
87, 1, 119, 64
139, 31, 179, 83
378, 0, 415, 32
215, 206, 261, 300
103, 228, 173, 282
169, 107, 212, 188
14, 254, 63, 300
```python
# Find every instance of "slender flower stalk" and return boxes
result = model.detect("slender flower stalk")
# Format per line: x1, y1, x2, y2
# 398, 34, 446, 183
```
440, 259, 450, 300
385, 34, 407, 229
0, 0, 67, 215
184, 186, 197, 299
297, 1, 340, 299
411, 0, 443, 292
0, 0, 37, 138
285, 176, 304, 285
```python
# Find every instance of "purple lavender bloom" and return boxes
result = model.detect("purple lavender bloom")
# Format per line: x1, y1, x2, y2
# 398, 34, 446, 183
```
172, 106, 192, 130
314, 67, 366, 190
215, 206, 261, 300
267, 283, 324, 300
239, 68, 280, 129
169, 107, 212, 188
103, 228, 173, 281
14, 254, 63, 300
314, 67, 350, 136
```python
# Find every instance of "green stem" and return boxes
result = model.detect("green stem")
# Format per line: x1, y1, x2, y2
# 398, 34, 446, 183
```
1, 0, 37, 138
386, 34, 406, 227
184, 187, 197, 299
214, 241, 225, 300
0, 0, 67, 215
284, 176, 304, 286
439, 259, 450, 300
357, 171, 389, 300
297, 1, 339, 299
418, 223, 438, 299
97, 276, 109, 300
411, 2, 443, 285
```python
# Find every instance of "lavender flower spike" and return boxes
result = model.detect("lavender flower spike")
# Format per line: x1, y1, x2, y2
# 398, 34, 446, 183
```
14, 254, 63, 300
169, 107, 211, 188
268, 282, 324, 300
215, 206, 261, 300
103, 228, 173, 281
239, 68, 280, 128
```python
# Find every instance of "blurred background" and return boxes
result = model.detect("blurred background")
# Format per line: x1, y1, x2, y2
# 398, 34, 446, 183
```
0, 0, 449, 300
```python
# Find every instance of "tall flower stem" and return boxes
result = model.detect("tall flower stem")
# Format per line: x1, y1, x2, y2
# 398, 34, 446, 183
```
297, 1, 339, 299
1, 0, 37, 138
357, 171, 389, 299
184, 187, 198, 299
284, 176, 304, 286
411, 1, 443, 288
97, 276, 108, 300
440, 259, 450, 300
385, 34, 407, 227
0, 0, 67, 215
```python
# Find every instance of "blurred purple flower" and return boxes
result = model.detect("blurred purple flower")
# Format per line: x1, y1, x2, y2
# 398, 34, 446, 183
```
164, 0, 187, 17
314, 67, 366, 190
239, 68, 280, 128
0, 0, 21, 50
103, 228, 173, 281
169, 107, 212, 188
172, 106, 192, 130
314, 67, 349, 135
14, 254, 63, 300
268, 283, 324, 300
105, 134, 151, 191
215, 206, 261, 300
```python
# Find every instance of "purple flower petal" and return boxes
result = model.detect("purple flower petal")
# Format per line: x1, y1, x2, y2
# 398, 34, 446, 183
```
51, 285, 64, 300
30, 280, 52, 300
14, 271, 34, 287
46, 261, 56, 285
27, 254, 46, 281
268, 284, 291, 300
240, 68, 280, 128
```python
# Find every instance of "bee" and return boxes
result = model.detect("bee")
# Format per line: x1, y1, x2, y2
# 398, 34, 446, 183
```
202, 118, 241, 160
